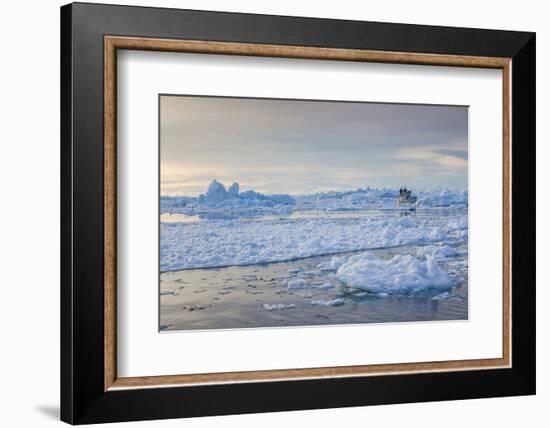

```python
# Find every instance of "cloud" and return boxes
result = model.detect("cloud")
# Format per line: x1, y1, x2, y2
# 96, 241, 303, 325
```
160, 95, 468, 195
433, 149, 468, 161
395, 144, 468, 172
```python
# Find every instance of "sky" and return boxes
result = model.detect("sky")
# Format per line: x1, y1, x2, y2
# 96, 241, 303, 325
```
160, 95, 468, 196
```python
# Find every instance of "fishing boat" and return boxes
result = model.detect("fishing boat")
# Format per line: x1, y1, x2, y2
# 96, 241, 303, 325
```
398, 187, 417, 205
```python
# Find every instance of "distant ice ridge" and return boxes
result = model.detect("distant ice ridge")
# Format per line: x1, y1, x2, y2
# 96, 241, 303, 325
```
295, 188, 468, 211
162, 180, 295, 220
160, 181, 468, 220
335, 253, 452, 294
160, 212, 467, 271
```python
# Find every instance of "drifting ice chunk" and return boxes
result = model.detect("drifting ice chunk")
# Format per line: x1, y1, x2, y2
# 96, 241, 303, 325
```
417, 245, 458, 259
335, 253, 452, 294
297, 270, 320, 278
286, 278, 308, 289
318, 256, 347, 271
431, 292, 451, 300
262, 303, 297, 311
318, 282, 335, 290
310, 298, 346, 307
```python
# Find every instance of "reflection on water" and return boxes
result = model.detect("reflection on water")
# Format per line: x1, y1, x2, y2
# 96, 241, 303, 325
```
160, 242, 468, 332
160, 208, 464, 224
160, 213, 200, 223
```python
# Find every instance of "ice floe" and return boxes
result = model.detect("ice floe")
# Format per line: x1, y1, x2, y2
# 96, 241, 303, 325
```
161, 182, 467, 220
335, 253, 453, 294
416, 244, 459, 259
160, 213, 467, 271
317, 282, 335, 290
286, 278, 308, 289
317, 256, 347, 272
262, 303, 297, 311
431, 292, 452, 300
310, 298, 346, 307
160, 181, 468, 271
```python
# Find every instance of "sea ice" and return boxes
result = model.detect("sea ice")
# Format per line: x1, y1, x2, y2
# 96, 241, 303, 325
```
294, 187, 467, 211
262, 303, 297, 311
335, 253, 453, 294
416, 245, 459, 259
317, 256, 347, 271
286, 278, 309, 289
317, 282, 335, 290
159, 182, 468, 271
310, 298, 346, 307
160, 213, 466, 271
431, 292, 452, 300
297, 270, 320, 278
161, 183, 467, 219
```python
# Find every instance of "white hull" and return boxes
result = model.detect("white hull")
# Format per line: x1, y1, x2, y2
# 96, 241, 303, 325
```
399, 196, 417, 204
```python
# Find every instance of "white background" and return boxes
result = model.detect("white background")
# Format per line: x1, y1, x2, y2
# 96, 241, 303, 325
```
0, 0, 546, 427
118, 51, 503, 377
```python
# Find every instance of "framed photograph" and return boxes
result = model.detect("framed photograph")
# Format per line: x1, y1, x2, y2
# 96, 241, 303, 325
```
61, 2, 535, 424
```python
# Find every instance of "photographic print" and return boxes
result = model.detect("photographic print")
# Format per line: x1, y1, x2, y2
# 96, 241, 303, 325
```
159, 95, 469, 332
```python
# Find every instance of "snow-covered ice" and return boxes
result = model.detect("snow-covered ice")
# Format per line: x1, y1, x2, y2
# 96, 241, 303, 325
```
310, 298, 346, 307
416, 244, 459, 259
160, 180, 468, 271
160, 182, 468, 331
335, 253, 452, 294
286, 278, 308, 289
317, 256, 347, 272
161, 181, 466, 220
431, 292, 452, 301
161, 213, 466, 271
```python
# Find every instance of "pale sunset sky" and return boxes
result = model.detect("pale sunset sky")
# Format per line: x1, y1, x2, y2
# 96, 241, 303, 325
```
160, 95, 468, 196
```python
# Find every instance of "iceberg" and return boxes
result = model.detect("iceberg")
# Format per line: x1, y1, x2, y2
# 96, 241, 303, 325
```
227, 182, 240, 197
205, 179, 229, 203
